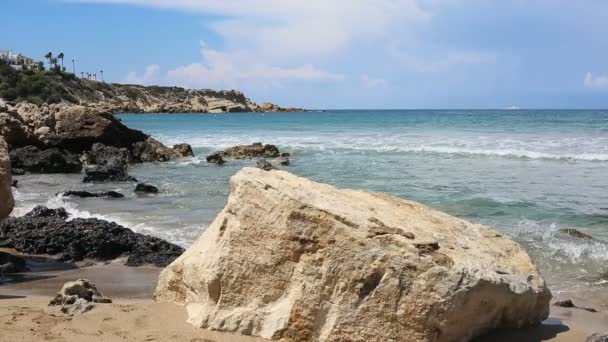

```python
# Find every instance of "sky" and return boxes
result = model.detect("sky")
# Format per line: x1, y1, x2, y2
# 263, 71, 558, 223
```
2, 0, 608, 109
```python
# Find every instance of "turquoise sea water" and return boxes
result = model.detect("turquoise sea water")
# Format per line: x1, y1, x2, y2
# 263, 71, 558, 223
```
12, 110, 608, 291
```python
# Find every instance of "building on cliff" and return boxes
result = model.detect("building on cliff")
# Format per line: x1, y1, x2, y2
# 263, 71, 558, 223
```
0, 50, 40, 71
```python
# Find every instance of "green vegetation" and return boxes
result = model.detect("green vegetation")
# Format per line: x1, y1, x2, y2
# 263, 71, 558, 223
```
0, 60, 78, 105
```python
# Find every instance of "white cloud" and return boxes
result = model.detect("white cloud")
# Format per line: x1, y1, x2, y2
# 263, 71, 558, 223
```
125, 64, 160, 85
361, 74, 388, 89
166, 46, 343, 89
584, 72, 608, 90
390, 48, 497, 73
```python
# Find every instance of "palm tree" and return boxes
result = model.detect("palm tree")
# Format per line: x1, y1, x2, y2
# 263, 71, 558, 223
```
93, 73, 97, 81
57, 52, 65, 69
80, 72, 84, 78
44, 52, 53, 68
86, 72, 91, 80
51, 58, 58, 70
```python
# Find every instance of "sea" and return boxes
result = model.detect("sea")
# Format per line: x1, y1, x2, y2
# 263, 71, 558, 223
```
11, 109, 608, 292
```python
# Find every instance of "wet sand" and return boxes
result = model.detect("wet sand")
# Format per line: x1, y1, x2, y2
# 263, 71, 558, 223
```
1, 253, 606, 341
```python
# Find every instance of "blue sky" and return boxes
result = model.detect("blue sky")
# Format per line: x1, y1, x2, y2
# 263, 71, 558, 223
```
3, 0, 608, 109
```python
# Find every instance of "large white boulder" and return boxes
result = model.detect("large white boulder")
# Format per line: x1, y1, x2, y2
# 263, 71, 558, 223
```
155, 168, 551, 342
0, 137, 14, 219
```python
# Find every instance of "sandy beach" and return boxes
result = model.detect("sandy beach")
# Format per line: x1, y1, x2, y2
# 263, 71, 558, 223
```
1, 251, 607, 341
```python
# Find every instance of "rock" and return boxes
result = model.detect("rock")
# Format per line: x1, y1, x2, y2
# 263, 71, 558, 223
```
219, 143, 281, 159
281, 152, 290, 158
256, 159, 275, 171
81, 143, 136, 183
81, 143, 132, 167
83, 164, 137, 183
11, 168, 25, 176
49, 279, 112, 315
11, 180, 18, 188
132, 137, 180, 162
135, 183, 159, 194
0, 206, 184, 267
25, 206, 68, 219
173, 143, 194, 158
9, 146, 82, 174
45, 108, 148, 153
0, 138, 14, 219
0, 112, 39, 149
34, 126, 51, 138
559, 228, 594, 240
61, 298, 95, 315
206, 152, 225, 165
155, 168, 551, 341
279, 157, 290, 166
0, 251, 28, 274
59, 191, 124, 199
554, 299, 598, 313
588, 333, 608, 342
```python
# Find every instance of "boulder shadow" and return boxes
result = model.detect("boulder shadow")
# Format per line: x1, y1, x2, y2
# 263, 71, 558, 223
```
473, 322, 570, 342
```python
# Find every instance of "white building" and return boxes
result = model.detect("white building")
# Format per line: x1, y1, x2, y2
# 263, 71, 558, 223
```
0, 50, 40, 70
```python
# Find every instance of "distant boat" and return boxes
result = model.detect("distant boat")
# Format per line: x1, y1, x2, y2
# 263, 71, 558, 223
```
504, 106, 521, 110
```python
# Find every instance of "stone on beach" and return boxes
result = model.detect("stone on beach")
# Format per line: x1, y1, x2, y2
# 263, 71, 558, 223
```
173, 143, 194, 158
0, 137, 14, 219
0, 206, 184, 267
49, 279, 112, 315
256, 159, 276, 171
155, 168, 552, 342
0, 251, 28, 274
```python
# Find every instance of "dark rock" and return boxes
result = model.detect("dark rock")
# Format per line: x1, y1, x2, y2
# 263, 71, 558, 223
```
220, 143, 281, 159
0, 251, 29, 274
279, 157, 290, 166
59, 191, 124, 199
559, 228, 594, 240
44, 110, 148, 153
11, 180, 17, 188
0, 206, 184, 267
554, 299, 597, 313
81, 143, 132, 167
135, 183, 159, 194
554, 299, 575, 308
256, 159, 276, 171
173, 143, 194, 157
206, 152, 226, 165
11, 168, 25, 175
9, 146, 82, 174
132, 137, 179, 163
281, 152, 291, 158
25, 206, 68, 219
83, 164, 137, 183
81, 143, 136, 183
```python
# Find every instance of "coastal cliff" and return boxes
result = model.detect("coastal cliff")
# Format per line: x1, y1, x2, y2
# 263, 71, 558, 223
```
0, 62, 303, 113
0, 137, 14, 219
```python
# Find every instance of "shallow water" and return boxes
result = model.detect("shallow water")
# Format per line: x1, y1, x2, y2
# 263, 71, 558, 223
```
12, 110, 608, 291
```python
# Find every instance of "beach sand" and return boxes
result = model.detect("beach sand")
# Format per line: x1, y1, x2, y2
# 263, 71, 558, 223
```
1, 256, 606, 342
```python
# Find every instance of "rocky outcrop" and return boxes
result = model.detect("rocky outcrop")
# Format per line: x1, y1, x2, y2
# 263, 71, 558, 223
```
218, 143, 281, 159
9, 146, 82, 174
256, 159, 276, 171
0, 137, 14, 220
49, 279, 112, 315
0, 111, 39, 149
132, 137, 182, 162
0, 206, 184, 267
155, 168, 551, 342
252, 101, 306, 113
82, 143, 136, 183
